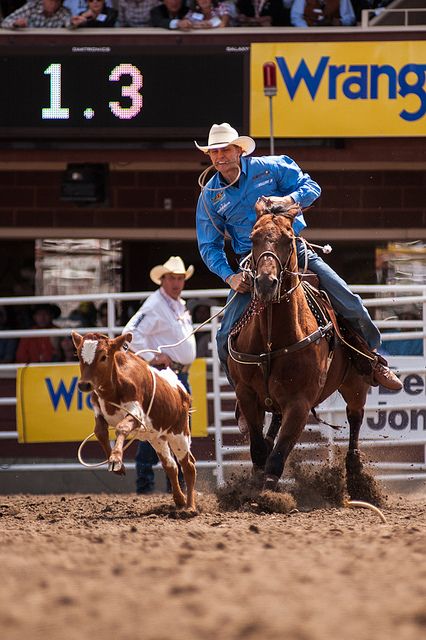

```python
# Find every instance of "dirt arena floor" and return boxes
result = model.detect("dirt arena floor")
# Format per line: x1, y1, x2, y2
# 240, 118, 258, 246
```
0, 481, 425, 640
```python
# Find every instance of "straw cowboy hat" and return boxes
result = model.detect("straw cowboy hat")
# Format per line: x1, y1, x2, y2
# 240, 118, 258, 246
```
194, 123, 256, 156
150, 256, 194, 286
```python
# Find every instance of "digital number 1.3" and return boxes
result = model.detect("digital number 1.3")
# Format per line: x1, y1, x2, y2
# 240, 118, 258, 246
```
41, 62, 144, 122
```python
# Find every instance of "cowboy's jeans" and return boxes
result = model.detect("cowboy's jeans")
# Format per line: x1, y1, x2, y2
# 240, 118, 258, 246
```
216, 242, 381, 385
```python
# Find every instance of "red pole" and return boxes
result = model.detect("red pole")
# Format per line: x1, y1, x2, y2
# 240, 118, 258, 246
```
263, 61, 277, 97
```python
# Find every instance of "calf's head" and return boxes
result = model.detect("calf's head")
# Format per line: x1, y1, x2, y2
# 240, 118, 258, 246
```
71, 331, 133, 392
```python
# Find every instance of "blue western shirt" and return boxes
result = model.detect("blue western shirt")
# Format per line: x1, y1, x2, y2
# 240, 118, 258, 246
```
196, 154, 321, 283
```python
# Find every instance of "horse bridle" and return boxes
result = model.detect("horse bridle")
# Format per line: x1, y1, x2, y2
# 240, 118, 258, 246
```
251, 239, 302, 303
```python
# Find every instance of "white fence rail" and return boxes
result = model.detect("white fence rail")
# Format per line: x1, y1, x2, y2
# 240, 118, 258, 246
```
0, 284, 425, 487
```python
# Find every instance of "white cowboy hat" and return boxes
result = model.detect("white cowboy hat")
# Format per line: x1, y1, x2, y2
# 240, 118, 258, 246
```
150, 256, 194, 286
194, 123, 256, 156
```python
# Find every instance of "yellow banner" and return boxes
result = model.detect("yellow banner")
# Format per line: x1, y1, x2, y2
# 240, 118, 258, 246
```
16, 360, 208, 443
250, 41, 426, 137
189, 357, 208, 437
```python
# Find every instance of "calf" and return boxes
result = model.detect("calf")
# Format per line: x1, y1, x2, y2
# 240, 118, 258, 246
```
71, 331, 196, 511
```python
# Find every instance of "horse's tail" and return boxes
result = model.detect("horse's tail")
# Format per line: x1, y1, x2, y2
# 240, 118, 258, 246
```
310, 406, 341, 430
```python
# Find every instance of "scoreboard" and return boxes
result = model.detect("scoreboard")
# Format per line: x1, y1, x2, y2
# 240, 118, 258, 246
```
0, 44, 248, 140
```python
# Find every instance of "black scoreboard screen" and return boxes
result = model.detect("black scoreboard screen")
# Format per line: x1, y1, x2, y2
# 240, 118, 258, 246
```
0, 44, 248, 139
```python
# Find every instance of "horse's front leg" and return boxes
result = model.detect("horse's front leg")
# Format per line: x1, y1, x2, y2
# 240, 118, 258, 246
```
264, 404, 310, 490
238, 396, 267, 482
265, 412, 282, 454
109, 415, 137, 474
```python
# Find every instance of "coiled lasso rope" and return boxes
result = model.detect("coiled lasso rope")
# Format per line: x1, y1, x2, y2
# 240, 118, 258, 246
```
345, 500, 387, 523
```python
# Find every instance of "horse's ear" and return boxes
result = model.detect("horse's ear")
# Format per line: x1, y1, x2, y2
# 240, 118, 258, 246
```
255, 196, 271, 219
71, 331, 83, 349
280, 206, 298, 222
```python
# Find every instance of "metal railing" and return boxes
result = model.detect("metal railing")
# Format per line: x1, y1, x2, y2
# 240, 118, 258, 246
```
362, 7, 426, 28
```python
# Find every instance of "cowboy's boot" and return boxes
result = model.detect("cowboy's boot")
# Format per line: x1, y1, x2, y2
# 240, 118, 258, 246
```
371, 353, 403, 391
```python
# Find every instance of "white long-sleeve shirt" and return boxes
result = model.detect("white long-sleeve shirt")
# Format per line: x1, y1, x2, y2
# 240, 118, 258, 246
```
123, 288, 196, 365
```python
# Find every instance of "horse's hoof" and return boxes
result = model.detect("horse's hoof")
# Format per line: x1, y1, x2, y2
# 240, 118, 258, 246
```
108, 459, 122, 473
173, 494, 186, 509
263, 475, 279, 491
346, 449, 363, 475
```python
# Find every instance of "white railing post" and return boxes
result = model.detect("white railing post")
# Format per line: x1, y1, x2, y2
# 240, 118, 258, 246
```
211, 310, 225, 486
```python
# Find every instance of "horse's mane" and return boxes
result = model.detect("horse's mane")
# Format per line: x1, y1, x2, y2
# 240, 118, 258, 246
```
251, 209, 294, 243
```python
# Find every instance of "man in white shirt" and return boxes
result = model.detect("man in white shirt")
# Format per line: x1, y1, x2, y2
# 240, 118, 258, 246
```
123, 255, 196, 494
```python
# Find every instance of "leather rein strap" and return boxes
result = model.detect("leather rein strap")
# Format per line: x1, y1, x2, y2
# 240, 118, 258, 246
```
228, 320, 333, 365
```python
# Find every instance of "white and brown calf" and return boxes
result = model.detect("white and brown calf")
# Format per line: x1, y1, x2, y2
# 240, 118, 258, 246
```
71, 331, 196, 511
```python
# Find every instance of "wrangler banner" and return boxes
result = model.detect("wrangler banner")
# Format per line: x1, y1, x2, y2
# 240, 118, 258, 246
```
250, 41, 426, 138
16, 360, 208, 443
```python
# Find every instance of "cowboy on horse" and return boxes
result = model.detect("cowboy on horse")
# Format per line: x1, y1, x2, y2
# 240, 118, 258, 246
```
194, 123, 402, 431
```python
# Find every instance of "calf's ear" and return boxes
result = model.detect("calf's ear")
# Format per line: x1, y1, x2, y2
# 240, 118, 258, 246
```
113, 333, 133, 350
71, 331, 83, 349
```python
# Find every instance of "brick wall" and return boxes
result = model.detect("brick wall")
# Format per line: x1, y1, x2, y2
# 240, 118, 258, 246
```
0, 167, 425, 234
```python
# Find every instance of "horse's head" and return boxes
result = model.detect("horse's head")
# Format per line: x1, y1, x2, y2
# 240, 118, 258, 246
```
250, 198, 298, 302
71, 331, 133, 392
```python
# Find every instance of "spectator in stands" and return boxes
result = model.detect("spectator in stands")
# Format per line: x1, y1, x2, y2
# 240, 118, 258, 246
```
236, 0, 291, 26
0, 306, 18, 364
117, 0, 159, 26
63, 0, 87, 14
70, 0, 117, 26
16, 304, 62, 364
351, 0, 390, 23
150, 0, 191, 29
68, 301, 98, 327
185, 0, 236, 28
290, 0, 356, 26
59, 335, 79, 361
1, 0, 71, 27
97, 302, 108, 327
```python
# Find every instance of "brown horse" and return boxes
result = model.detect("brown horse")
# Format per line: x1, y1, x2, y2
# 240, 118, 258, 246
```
228, 198, 372, 499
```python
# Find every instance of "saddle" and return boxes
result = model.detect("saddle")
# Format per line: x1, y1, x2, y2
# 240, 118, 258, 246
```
302, 281, 377, 378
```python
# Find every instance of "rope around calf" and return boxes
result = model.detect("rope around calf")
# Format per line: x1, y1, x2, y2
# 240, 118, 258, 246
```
77, 369, 157, 468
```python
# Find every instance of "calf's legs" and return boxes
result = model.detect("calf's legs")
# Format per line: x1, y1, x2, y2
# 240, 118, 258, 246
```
156, 448, 186, 509
168, 434, 197, 511
108, 415, 138, 474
